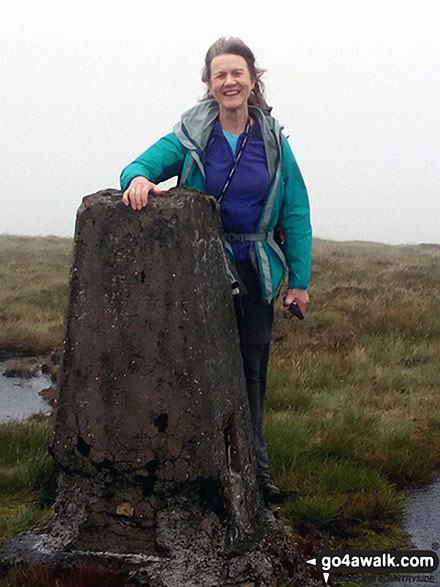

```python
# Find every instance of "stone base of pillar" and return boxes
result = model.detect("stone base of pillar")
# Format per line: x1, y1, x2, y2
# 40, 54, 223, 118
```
1, 503, 296, 586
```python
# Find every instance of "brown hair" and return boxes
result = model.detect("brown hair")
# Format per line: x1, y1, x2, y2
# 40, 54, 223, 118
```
201, 37, 272, 114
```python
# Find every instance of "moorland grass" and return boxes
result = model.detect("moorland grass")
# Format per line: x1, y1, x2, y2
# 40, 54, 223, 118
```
266, 238, 440, 548
0, 234, 439, 556
0, 418, 56, 547
0, 562, 136, 587
0, 235, 72, 353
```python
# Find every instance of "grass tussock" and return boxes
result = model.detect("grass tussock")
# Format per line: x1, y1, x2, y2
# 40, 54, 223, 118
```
1, 358, 41, 378
0, 236, 439, 555
0, 418, 56, 547
0, 235, 72, 353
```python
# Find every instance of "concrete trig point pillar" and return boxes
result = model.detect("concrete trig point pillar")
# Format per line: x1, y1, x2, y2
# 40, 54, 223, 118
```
2, 188, 296, 586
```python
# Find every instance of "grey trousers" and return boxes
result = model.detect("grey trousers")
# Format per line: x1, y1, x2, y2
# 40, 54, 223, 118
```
234, 260, 274, 481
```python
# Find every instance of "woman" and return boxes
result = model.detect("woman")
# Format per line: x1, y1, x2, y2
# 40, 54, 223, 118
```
120, 37, 312, 504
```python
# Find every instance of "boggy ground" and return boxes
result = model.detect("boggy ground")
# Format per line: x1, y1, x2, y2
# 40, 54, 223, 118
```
0, 235, 439, 586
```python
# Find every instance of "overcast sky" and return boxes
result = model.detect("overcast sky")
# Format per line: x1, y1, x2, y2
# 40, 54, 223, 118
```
1, 0, 439, 244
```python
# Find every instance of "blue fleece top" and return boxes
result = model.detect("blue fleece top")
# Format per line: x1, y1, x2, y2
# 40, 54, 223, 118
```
205, 119, 270, 262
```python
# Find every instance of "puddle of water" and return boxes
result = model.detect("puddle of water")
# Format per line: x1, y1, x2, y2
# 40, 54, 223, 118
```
403, 478, 440, 549
0, 360, 52, 423
399, 478, 440, 586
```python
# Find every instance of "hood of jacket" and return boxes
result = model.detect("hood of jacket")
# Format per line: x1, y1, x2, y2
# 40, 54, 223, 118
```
173, 99, 283, 179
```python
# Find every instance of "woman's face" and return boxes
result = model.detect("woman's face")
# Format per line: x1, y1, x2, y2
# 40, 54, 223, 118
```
208, 53, 255, 114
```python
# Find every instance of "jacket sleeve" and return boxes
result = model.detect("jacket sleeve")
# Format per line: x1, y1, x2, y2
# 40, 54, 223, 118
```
119, 132, 187, 191
278, 135, 312, 290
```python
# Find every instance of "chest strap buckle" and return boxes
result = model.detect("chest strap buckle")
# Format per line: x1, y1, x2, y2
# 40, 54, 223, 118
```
224, 231, 273, 242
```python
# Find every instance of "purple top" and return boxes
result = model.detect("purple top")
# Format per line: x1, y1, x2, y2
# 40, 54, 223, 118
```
204, 119, 270, 262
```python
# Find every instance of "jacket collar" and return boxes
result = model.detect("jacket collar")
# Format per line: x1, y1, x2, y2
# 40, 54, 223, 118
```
173, 99, 282, 178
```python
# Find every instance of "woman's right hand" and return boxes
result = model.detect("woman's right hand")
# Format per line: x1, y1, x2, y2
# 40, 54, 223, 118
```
122, 176, 163, 210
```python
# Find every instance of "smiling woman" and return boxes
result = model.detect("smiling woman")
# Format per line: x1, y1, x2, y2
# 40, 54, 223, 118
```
119, 36, 312, 504
207, 54, 256, 130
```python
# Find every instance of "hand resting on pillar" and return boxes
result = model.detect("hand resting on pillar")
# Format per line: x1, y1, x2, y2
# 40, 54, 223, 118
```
122, 176, 163, 211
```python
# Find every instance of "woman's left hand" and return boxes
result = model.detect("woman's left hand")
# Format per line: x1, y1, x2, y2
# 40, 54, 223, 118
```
284, 288, 309, 314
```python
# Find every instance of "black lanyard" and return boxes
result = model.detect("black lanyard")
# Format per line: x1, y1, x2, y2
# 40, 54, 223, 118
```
217, 119, 251, 205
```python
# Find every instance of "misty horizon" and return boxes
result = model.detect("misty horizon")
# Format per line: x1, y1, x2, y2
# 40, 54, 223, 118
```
2, 0, 439, 245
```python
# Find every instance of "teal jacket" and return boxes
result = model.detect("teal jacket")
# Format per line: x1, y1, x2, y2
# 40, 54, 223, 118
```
120, 99, 312, 304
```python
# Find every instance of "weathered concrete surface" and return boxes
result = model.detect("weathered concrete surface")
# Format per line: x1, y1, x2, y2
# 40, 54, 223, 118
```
1, 188, 296, 586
